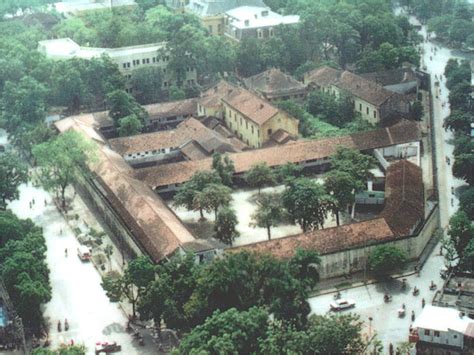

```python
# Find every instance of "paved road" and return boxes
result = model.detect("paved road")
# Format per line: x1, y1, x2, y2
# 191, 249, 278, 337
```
8, 182, 154, 355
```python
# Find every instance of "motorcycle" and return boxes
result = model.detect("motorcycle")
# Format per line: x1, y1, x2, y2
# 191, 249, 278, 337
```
401, 278, 407, 290
64, 319, 69, 331
384, 294, 392, 303
429, 281, 437, 291
334, 292, 341, 300
413, 287, 419, 296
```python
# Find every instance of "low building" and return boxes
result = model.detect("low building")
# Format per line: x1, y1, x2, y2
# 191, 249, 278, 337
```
197, 81, 236, 118
410, 305, 474, 354
51, 0, 136, 16
304, 66, 410, 124
108, 117, 244, 166
37, 38, 197, 90
222, 86, 299, 148
224, 6, 299, 42
186, 0, 266, 36
243, 68, 307, 102
433, 273, 474, 319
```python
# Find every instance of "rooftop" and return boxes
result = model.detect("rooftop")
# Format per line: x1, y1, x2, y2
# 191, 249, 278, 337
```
381, 160, 424, 236
54, 114, 196, 262
187, 0, 266, 17
243, 68, 307, 97
199, 81, 237, 110
108, 117, 241, 156
38, 38, 166, 61
226, 6, 299, 29
222, 86, 280, 125
135, 120, 421, 188
413, 305, 474, 335
228, 218, 394, 258
304, 66, 400, 107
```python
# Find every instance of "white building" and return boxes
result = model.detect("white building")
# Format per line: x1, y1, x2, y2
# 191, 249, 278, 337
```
51, 0, 136, 17
37, 38, 197, 90
411, 305, 474, 353
224, 6, 299, 41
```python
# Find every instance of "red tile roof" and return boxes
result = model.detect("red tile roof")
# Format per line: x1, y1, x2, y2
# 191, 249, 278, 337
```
228, 218, 394, 258
243, 68, 307, 97
136, 121, 421, 188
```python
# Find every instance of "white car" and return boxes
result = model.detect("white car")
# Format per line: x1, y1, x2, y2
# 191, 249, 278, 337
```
330, 299, 356, 311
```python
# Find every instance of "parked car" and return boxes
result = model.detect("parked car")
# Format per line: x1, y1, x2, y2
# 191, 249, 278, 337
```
77, 245, 92, 261
330, 299, 356, 311
95, 342, 121, 354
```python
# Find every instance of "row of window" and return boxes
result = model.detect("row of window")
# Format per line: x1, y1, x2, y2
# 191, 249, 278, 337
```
122, 56, 171, 69
357, 102, 377, 119
226, 108, 260, 137
126, 147, 178, 159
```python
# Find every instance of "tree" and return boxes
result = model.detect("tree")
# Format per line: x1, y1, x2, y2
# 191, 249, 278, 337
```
282, 178, 332, 232
102, 256, 154, 318
106, 89, 148, 126
459, 187, 474, 220
173, 170, 221, 219
330, 147, 377, 185
368, 245, 408, 278
212, 152, 235, 187
130, 66, 163, 104
32, 344, 87, 355
0, 153, 28, 209
104, 244, 114, 270
194, 183, 232, 220
452, 154, 474, 185
324, 170, 362, 225
168, 85, 186, 101
117, 114, 143, 137
177, 307, 269, 354
250, 193, 285, 240
276, 162, 302, 184
443, 110, 473, 134
448, 82, 472, 111
288, 249, 320, 290
236, 37, 267, 77
1, 76, 48, 133
410, 100, 424, 121
244, 163, 275, 194
447, 210, 474, 261
214, 207, 239, 246
33, 130, 96, 209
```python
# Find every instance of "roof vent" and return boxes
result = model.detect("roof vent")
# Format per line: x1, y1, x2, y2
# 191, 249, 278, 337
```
245, 19, 250, 26
261, 10, 269, 17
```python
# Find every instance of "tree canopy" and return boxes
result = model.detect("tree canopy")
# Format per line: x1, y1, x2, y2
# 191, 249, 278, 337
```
0, 153, 28, 210
368, 245, 408, 278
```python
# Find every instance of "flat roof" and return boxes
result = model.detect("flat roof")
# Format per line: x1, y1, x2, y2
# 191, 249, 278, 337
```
226, 6, 299, 29
413, 305, 473, 334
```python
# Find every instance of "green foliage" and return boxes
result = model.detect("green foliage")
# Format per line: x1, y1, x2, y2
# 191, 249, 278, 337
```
129, 66, 163, 104
453, 154, 474, 186
244, 163, 275, 194
330, 146, 377, 186
356, 43, 419, 73
307, 90, 355, 127
214, 207, 239, 246
0, 212, 50, 329
168, 85, 186, 101
212, 153, 235, 187
444, 60, 472, 90
0, 153, 28, 209
107, 89, 148, 126
33, 130, 96, 208
194, 183, 233, 220
102, 256, 154, 317
448, 81, 472, 112
288, 249, 321, 290
176, 307, 269, 354
447, 210, 474, 261
443, 110, 473, 134
282, 178, 332, 232
410, 100, 424, 121
459, 187, 474, 220
32, 344, 87, 355
117, 114, 143, 137
251, 193, 286, 240
275, 162, 303, 184
368, 245, 408, 278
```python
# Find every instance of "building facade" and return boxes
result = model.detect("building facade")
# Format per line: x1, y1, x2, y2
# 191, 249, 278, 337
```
37, 38, 197, 91
224, 6, 299, 41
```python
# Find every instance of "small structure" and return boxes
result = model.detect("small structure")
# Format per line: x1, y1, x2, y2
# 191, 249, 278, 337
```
304, 66, 410, 124
243, 68, 307, 102
224, 6, 299, 42
410, 305, 474, 354
51, 0, 136, 16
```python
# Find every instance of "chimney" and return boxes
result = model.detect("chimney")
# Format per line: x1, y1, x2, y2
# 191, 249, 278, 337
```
245, 19, 250, 27
261, 10, 269, 17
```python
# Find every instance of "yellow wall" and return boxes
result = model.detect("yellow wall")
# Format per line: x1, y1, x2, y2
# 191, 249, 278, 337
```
202, 15, 225, 36
223, 102, 299, 148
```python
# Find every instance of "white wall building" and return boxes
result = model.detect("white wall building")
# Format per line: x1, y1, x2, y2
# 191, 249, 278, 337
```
37, 38, 197, 90
411, 305, 474, 352
224, 6, 299, 41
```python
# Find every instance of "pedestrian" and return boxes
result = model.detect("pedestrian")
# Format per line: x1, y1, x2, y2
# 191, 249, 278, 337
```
32, 198, 35, 205
29, 202, 32, 209
411, 310, 415, 321
451, 198, 454, 206
57, 320, 62, 332
422, 298, 426, 308
389, 343, 394, 355
65, 248, 68, 257
60, 228, 63, 235
44, 199, 47, 206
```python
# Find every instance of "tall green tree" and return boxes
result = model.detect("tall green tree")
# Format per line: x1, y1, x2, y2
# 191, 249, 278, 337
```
102, 256, 154, 318
453, 154, 474, 186
250, 193, 285, 240
32, 130, 96, 208
368, 245, 408, 278
107, 89, 148, 126
447, 210, 474, 261
130, 66, 163, 104
117, 114, 143, 137
194, 183, 232, 220
212, 153, 235, 187
459, 187, 474, 220
288, 249, 321, 290
324, 170, 361, 225
0, 153, 28, 210
282, 178, 332, 232
214, 207, 239, 246
244, 163, 275, 194
443, 110, 473, 134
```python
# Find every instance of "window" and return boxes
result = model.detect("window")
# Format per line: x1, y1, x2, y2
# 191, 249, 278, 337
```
257, 129, 260, 137
257, 29, 263, 38
359, 103, 362, 111
208, 25, 213, 33
269, 28, 274, 37
424, 329, 430, 336
217, 24, 222, 33
240, 117, 242, 125
251, 125, 254, 134
434, 331, 440, 337
142, 59, 146, 64
374, 110, 377, 119
152, 57, 156, 63
246, 121, 248, 129
267, 129, 272, 136
366, 107, 369, 115
122, 63, 127, 69
146, 58, 150, 64
453, 335, 457, 339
